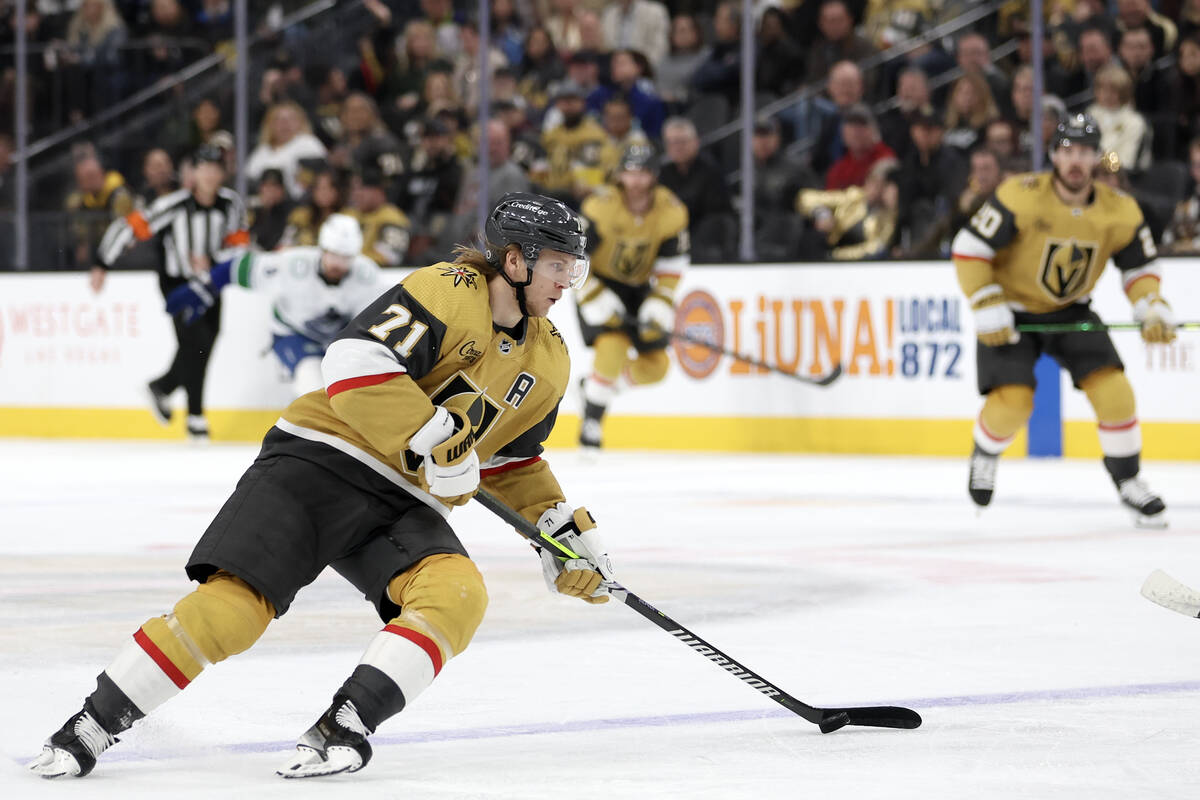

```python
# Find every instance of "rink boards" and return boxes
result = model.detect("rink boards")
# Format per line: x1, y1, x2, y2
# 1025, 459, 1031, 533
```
0, 261, 1196, 458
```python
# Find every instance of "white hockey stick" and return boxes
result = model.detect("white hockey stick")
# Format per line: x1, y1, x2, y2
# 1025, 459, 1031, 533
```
1140, 570, 1200, 618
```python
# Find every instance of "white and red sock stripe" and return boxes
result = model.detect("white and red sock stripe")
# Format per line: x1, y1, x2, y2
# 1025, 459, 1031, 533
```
102, 630, 189, 716
358, 624, 444, 706
973, 414, 1015, 455
1098, 418, 1141, 458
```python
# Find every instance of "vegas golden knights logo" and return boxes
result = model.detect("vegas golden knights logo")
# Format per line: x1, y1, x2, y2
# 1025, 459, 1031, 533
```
1038, 238, 1098, 301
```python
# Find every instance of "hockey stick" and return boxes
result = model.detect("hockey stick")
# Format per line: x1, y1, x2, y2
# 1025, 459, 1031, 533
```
1017, 322, 1200, 333
668, 328, 843, 386
1140, 569, 1200, 618
474, 488, 921, 733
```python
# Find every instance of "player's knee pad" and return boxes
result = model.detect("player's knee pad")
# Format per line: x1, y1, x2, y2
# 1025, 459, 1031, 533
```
592, 331, 632, 380
627, 349, 670, 386
173, 571, 274, 665
981, 384, 1035, 437
386, 554, 488, 657
1080, 367, 1136, 424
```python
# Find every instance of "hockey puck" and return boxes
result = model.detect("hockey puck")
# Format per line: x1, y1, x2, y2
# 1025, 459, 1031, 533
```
818, 712, 850, 733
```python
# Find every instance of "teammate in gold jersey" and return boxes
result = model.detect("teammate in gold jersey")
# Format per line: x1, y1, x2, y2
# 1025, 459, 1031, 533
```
951, 113, 1177, 525
575, 143, 690, 448
29, 194, 619, 780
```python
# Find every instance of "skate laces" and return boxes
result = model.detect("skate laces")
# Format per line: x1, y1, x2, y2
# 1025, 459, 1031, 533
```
72, 712, 115, 758
969, 451, 998, 489
1119, 477, 1157, 506
333, 701, 369, 739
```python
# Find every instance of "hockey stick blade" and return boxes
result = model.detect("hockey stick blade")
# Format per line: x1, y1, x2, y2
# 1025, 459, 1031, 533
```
475, 489, 921, 733
1140, 569, 1200, 618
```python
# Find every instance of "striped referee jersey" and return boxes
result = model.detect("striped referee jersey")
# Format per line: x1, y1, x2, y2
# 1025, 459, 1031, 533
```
96, 187, 249, 284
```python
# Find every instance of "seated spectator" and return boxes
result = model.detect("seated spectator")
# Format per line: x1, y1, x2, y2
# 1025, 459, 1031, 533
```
282, 167, 347, 247
806, 0, 877, 93
65, 148, 133, 268
395, 118, 462, 252
545, 0, 584, 56
61, 0, 129, 123
657, 14, 708, 112
954, 31, 1009, 112
245, 100, 329, 198
195, 0, 233, 45
597, 96, 650, 183
586, 48, 666, 139
493, 99, 545, 176
1176, 33, 1200, 161
1094, 150, 1172, 240
601, 0, 669, 69
376, 19, 439, 125
542, 48, 604, 131
248, 168, 295, 251
309, 63, 350, 147
536, 81, 608, 202
331, 92, 409, 180
517, 26, 566, 114
140, 0, 201, 85
137, 147, 177, 209
1049, 20, 1118, 100
942, 71, 999, 155
806, 60, 867, 176
658, 117, 735, 262
905, 146, 1007, 258
825, 104, 898, 190
878, 66, 932, 162
1118, 26, 1176, 159
751, 115, 820, 260
1114, 0, 1177, 59
796, 158, 900, 261
443, 118, 532, 257
1163, 137, 1200, 254
896, 106, 967, 250
757, 7, 804, 99
1086, 64, 1152, 174
419, 0, 462, 58
982, 118, 1019, 162
691, 1, 741, 107
453, 20, 508, 117
348, 167, 411, 267
490, 0, 526, 67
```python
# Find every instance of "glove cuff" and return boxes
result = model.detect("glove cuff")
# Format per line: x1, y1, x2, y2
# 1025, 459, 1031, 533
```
408, 406, 454, 456
969, 284, 1005, 310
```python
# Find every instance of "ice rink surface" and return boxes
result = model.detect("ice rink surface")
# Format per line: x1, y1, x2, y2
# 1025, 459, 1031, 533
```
2, 438, 1199, 799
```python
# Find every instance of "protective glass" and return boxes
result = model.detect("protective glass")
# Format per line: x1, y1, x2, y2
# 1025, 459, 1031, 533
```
531, 250, 590, 290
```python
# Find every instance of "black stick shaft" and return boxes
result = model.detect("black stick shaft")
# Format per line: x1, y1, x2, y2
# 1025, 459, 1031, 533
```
669, 328, 843, 386
1017, 321, 1200, 332
472, 489, 921, 731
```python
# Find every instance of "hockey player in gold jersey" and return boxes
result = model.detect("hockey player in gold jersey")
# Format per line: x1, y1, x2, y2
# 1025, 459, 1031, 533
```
29, 194, 615, 780
575, 143, 690, 448
951, 113, 1177, 525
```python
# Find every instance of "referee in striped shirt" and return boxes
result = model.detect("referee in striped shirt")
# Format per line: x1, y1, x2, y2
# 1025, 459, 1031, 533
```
91, 144, 248, 439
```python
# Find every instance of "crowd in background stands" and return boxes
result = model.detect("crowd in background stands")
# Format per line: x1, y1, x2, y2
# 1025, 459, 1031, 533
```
3, 0, 1200, 269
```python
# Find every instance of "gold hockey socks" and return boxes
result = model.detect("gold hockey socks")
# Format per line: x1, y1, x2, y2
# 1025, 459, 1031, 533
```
335, 554, 488, 731
974, 385, 1034, 454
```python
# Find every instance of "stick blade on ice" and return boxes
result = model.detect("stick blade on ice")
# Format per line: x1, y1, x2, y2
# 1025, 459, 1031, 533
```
1140, 570, 1200, 618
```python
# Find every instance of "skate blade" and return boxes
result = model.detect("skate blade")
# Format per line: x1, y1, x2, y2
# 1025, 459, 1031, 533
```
276, 745, 363, 779
27, 746, 81, 779
1134, 512, 1169, 530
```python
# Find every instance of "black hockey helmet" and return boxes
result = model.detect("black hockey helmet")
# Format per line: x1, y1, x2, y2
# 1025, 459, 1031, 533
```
615, 142, 659, 176
484, 192, 589, 314
1052, 112, 1102, 151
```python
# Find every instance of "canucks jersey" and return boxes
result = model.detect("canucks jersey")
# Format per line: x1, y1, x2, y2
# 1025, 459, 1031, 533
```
279, 261, 571, 518
581, 185, 689, 288
951, 172, 1159, 314
229, 247, 385, 346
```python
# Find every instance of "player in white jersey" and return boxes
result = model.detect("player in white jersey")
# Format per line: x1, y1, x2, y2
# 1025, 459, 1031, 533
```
166, 214, 386, 395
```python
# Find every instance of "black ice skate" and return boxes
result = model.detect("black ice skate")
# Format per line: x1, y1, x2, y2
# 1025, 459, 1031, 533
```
186, 414, 210, 441
147, 381, 172, 426
276, 699, 373, 778
968, 444, 998, 508
578, 378, 605, 450
28, 707, 117, 779
1116, 476, 1167, 528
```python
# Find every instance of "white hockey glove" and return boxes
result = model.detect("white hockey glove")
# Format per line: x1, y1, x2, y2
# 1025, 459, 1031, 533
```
637, 294, 675, 337
1133, 294, 1177, 344
408, 405, 480, 506
970, 284, 1018, 347
536, 502, 615, 604
578, 284, 624, 327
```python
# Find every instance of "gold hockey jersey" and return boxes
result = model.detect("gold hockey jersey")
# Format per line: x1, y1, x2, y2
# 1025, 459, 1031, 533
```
539, 118, 609, 193
279, 261, 571, 521
581, 185, 689, 287
348, 204, 412, 267
951, 172, 1159, 313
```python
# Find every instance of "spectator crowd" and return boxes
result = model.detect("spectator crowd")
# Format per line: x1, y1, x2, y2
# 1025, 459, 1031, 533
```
4, 0, 1200, 268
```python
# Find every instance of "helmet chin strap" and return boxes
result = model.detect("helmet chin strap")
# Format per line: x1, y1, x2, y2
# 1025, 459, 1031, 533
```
496, 243, 540, 318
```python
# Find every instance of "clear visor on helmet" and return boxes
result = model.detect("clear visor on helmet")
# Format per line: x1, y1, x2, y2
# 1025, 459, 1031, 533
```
530, 249, 590, 290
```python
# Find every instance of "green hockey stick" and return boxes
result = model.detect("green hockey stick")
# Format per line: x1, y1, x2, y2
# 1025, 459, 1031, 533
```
1016, 322, 1200, 333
